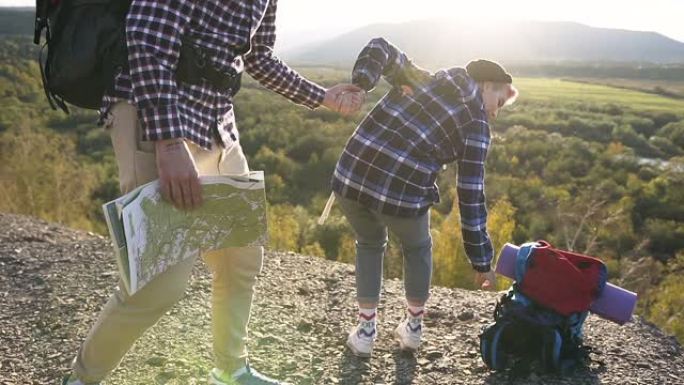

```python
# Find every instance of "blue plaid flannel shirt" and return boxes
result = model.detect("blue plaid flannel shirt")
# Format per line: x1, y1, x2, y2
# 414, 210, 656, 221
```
331, 38, 494, 271
103, 0, 325, 150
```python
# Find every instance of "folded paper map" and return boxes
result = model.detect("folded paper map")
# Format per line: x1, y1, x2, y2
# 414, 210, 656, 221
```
103, 171, 267, 295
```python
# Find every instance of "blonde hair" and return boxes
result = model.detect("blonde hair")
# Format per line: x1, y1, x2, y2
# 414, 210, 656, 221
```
493, 82, 519, 106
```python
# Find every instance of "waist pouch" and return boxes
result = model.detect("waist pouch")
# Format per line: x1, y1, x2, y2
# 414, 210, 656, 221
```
176, 38, 242, 95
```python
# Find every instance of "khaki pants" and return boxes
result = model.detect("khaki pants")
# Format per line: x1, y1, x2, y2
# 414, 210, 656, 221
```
73, 102, 263, 382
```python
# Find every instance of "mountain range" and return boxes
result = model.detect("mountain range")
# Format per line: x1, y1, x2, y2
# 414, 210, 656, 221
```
282, 19, 684, 68
2, 7, 684, 66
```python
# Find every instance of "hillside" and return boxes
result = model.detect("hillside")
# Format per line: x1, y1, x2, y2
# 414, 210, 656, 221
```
1, 213, 683, 385
284, 20, 684, 67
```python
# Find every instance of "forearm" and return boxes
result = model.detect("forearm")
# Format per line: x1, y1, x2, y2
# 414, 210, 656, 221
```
457, 133, 494, 271
244, 54, 326, 109
457, 190, 494, 272
243, 0, 324, 109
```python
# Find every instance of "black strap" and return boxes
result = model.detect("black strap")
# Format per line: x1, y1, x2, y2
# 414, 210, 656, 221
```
39, 38, 69, 113
176, 38, 242, 94
34, 0, 49, 44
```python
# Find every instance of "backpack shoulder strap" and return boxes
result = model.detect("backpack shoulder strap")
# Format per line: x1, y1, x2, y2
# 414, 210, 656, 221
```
34, 0, 50, 44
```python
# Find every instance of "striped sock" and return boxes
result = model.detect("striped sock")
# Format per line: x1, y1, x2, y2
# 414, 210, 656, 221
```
357, 307, 377, 338
407, 305, 425, 332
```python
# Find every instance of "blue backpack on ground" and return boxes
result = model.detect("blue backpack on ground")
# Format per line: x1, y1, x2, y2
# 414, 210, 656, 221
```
479, 241, 607, 375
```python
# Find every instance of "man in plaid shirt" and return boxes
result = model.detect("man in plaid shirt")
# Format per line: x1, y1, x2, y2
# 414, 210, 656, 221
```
332, 38, 518, 357
64, 1, 362, 385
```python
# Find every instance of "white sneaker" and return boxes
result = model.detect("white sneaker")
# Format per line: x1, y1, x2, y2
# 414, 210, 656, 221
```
62, 374, 99, 385
209, 365, 291, 385
346, 323, 376, 357
394, 318, 422, 351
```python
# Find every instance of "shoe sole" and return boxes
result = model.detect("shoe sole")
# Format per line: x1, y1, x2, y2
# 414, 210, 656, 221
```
346, 337, 372, 358
393, 328, 420, 352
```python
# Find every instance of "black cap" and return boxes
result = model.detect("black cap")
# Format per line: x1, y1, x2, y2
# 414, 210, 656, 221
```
466, 59, 512, 84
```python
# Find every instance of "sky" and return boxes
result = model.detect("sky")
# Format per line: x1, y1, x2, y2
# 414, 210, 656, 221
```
2, 0, 683, 46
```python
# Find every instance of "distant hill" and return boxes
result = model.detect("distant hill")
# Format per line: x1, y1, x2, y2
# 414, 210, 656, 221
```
0, 7, 33, 36
283, 20, 684, 67
4, 7, 684, 66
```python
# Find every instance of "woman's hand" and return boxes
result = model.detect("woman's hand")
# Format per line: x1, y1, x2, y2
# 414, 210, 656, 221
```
475, 270, 498, 291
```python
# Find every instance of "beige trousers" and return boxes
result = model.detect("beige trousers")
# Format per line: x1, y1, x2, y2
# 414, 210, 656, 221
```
73, 102, 263, 382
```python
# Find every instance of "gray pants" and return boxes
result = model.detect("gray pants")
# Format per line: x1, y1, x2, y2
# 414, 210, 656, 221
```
335, 193, 433, 304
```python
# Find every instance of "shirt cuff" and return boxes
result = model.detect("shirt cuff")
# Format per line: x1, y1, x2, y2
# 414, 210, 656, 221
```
352, 72, 375, 92
138, 104, 185, 142
299, 83, 326, 109
472, 263, 492, 273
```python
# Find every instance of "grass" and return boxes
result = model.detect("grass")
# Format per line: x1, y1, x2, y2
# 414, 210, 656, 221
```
514, 77, 684, 114
567, 77, 684, 99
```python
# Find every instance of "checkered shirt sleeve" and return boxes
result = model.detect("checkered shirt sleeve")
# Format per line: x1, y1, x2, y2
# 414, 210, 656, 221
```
457, 120, 494, 272
351, 37, 429, 92
126, 0, 194, 142
243, 0, 325, 109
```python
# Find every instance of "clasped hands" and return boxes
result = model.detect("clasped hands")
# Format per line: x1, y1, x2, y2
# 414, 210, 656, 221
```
322, 84, 366, 116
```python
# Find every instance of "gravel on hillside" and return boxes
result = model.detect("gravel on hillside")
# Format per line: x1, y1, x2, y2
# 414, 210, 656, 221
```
1, 213, 682, 385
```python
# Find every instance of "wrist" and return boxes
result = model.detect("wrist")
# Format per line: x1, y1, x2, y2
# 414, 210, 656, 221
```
156, 138, 183, 146
155, 138, 186, 154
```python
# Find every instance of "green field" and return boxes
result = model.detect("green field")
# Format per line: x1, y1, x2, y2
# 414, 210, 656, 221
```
514, 77, 684, 114
568, 77, 684, 99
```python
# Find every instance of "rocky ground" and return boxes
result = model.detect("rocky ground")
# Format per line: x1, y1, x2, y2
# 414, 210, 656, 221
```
1, 212, 683, 385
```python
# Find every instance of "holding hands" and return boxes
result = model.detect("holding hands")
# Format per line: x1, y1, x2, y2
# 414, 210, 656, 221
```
323, 83, 366, 116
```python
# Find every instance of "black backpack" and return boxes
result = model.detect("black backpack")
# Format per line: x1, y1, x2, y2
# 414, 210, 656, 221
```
33, 0, 132, 113
479, 289, 592, 376
479, 242, 606, 377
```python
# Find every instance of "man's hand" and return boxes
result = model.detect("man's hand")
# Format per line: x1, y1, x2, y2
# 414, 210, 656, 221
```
475, 270, 497, 291
323, 83, 365, 116
155, 138, 202, 211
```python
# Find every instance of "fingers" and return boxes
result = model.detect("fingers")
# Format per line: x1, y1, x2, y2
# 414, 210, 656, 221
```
338, 93, 354, 116
323, 83, 366, 116
160, 178, 172, 204
163, 175, 201, 211
350, 90, 365, 106
483, 272, 497, 291
180, 177, 194, 210
475, 271, 497, 291
170, 178, 185, 210
190, 175, 203, 208
336, 90, 366, 116
155, 139, 203, 211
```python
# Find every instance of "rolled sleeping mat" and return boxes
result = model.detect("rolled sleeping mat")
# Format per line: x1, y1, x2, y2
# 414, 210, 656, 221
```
496, 243, 637, 325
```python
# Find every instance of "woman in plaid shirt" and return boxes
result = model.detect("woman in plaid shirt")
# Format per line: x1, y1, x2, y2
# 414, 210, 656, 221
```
331, 38, 519, 357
